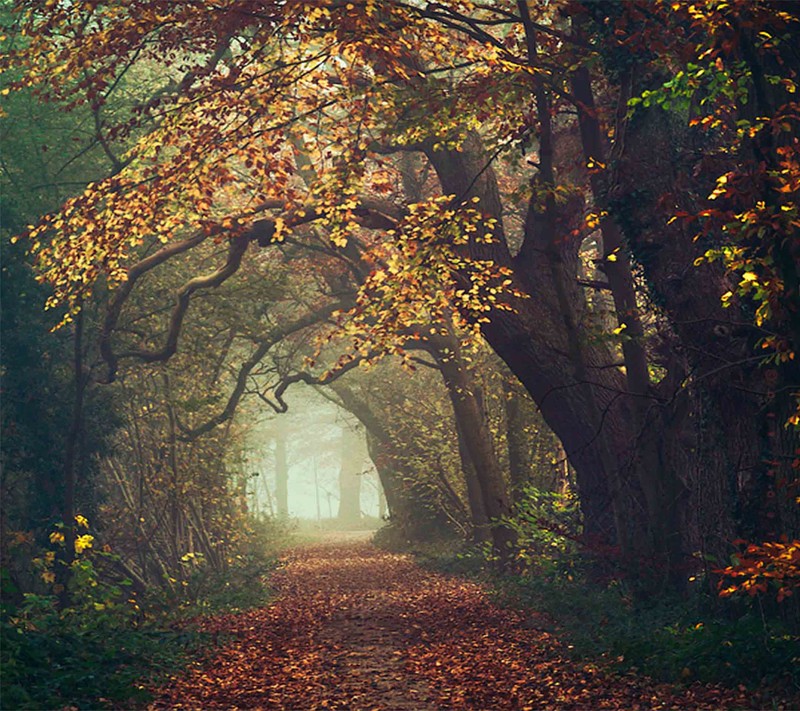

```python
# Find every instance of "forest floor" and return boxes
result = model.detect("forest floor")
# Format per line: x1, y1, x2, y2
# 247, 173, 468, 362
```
148, 539, 784, 710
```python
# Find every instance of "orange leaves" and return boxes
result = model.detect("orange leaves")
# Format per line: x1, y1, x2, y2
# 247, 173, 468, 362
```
6, 0, 525, 334
150, 541, 763, 710
716, 539, 800, 603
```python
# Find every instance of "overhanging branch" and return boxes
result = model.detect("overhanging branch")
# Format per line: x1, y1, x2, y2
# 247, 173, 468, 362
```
177, 300, 349, 440
116, 234, 250, 365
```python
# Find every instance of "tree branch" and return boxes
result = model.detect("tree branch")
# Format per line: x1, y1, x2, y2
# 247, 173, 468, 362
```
177, 301, 348, 439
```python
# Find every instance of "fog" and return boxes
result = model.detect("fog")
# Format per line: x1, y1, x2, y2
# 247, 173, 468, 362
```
244, 386, 383, 523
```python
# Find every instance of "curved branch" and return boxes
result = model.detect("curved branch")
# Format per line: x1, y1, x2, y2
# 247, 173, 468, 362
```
261, 356, 365, 414
177, 301, 349, 439
99, 232, 208, 381
100, 193, 401, 382
118, 234, 249, 364
100, 200, 284, 381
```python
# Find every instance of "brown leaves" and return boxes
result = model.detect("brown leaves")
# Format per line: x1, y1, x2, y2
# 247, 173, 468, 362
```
149, 541, 762, 710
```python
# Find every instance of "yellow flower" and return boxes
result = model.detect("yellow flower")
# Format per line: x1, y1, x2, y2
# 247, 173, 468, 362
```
44, 551, 56, 564
49, 531, 65, 544
75, 514, 89, 529
42, 571, 56, 584
74, 534, 94, 554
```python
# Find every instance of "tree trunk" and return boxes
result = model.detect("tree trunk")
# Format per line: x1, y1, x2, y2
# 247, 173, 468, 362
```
337, 425, 362, 524
608, 66, 778, 570
274, 432, 289, 518
503, 377, 532, 495
377, 473, 387, 520
57, 307, 87, 609
571, 63, 687, 585
427, 329, 516, 560
424, 133, 627, 553
454, 417, 491, 543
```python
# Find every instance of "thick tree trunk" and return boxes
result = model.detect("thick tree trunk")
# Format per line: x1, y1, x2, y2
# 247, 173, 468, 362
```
571, 64, 687, 584
609, 68, 783, 567
424, 134, 628, 552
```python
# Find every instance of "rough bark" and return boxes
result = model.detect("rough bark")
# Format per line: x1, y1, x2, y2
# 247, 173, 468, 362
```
609, 69, 783, 566
572, 63, 686, 583
423, 133, 627, 551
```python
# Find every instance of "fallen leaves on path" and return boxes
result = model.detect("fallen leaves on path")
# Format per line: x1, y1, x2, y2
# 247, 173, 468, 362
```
149, 542, 773, 710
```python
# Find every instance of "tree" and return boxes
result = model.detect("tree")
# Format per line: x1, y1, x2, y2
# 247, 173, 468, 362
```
0, 64, 121, 603
336, 423, 364, 524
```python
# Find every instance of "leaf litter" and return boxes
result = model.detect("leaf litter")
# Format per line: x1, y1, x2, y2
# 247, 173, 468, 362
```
149, 541, 780, 710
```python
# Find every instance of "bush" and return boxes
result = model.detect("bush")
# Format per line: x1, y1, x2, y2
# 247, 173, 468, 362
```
500, 485, 582, 579
0, 515, 284, 709
0, 614, 202, 710
0, 561, 203, 711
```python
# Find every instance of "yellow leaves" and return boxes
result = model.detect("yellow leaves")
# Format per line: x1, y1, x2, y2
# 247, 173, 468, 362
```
272, 216, 288, 243
708, 173, 731, 200
305, 5, 331, 24
330, 229, 349, 248
75, 534, 94, 554
585, 211, 607, 231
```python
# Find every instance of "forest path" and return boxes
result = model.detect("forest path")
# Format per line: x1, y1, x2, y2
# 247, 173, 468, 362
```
150, 541, 754, 710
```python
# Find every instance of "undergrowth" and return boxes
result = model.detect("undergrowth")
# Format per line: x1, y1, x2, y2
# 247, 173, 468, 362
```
0, 617, 203, 710
497, 571, 799, 692
0, 516, 285, 710
408, 484, 800, 696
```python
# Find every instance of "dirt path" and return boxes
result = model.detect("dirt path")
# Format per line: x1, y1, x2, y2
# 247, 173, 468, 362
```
150, 541, 761, 710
